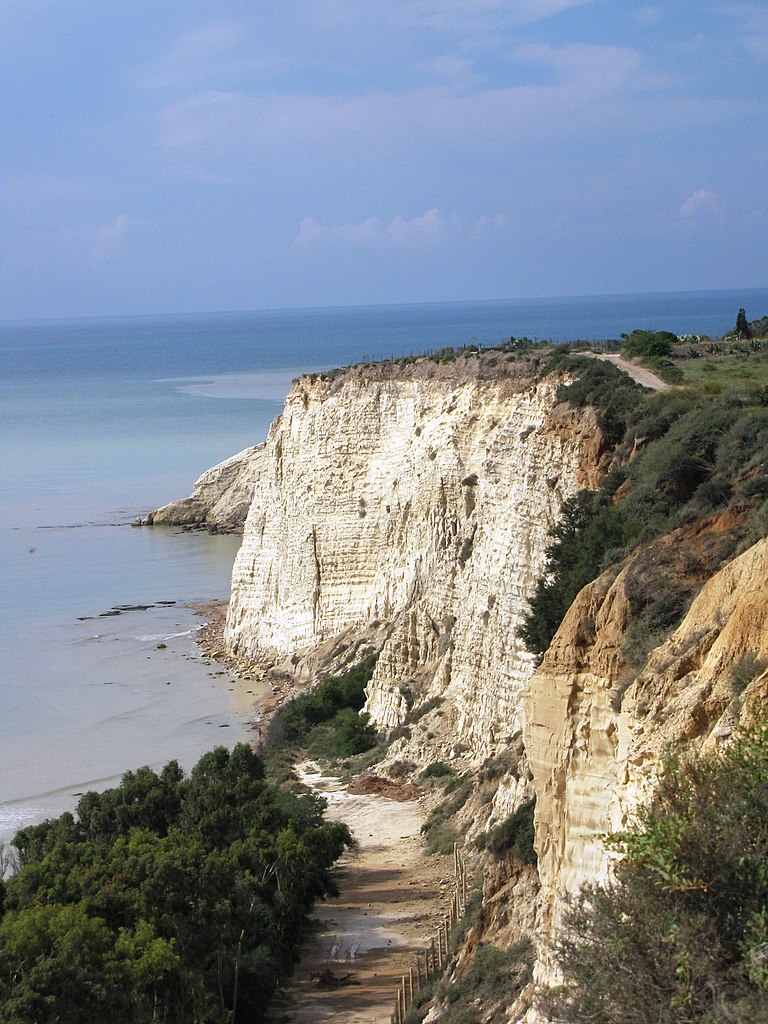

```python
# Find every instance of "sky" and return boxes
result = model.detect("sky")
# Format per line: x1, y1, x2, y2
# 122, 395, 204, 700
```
1, 1, 767, 320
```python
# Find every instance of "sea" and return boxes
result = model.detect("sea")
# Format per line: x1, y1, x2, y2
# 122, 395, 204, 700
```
1, 288, 766, 848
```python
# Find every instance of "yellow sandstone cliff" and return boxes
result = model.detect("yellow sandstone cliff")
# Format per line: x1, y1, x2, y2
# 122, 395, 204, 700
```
526, 536, 768, 990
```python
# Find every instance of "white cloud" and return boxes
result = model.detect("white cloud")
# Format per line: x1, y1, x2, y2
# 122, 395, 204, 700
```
138, 21, 262, 89
718, 3, 768, 59
404, 0, 598, 31
679, 188, 722, 219
91, 213, 132, 263
156, 40, 669, 168
631, 6, 662, 28
294, 209, 463, 249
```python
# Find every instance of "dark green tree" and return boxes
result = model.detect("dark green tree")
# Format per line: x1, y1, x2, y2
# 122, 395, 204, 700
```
0, 744, 352, 1023
735, 308, 752, 339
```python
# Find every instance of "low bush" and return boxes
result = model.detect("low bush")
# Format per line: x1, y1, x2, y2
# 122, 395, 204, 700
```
420, 760, 454, 780
438, 940, 534, 1024
621, 329, 678, 359
555, 357, 643, 444
272, 658, 378, 764
484, 799, 537, 864
520, 378, 768, 661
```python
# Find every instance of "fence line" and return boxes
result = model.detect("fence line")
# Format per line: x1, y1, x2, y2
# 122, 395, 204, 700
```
391, 842, 468, 1024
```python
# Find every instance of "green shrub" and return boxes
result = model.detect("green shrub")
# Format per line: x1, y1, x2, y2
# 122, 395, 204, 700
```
276, 658, 376, 747
324, 708, 377, 757
522, 382, 768, 661
420, 760, 454, 780
2, 745, 352, 1023
555, 357, 643, 444
622, 329, 678, 359
440, 940, 533, 1022
518, 492, 631, 656
485, 799, 537, 864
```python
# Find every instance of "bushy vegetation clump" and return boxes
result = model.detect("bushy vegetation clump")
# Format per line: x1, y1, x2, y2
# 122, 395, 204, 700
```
0, 744, 352, 1023
551, 352, 644, 443
480, 798, 537, 864
272, 658, 378, 761
546, 719, 768, 1023
621, 328, 678, 359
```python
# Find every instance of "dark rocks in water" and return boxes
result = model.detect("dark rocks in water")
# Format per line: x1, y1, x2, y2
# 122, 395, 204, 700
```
157, 643, 167, 650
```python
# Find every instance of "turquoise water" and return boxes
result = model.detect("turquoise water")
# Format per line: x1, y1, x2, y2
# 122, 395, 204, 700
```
1, 289, 766, 844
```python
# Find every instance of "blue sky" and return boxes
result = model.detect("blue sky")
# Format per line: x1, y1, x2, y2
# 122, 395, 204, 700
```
2, 1, 766, 319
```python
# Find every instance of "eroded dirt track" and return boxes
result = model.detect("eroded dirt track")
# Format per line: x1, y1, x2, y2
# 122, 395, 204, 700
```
268, 769, 450, 1024
586, 352, 670, 390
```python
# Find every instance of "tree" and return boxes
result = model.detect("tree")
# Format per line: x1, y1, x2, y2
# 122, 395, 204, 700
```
622, 329, 678, 359
0, 744, 353, 1023
735, 308, 752, 339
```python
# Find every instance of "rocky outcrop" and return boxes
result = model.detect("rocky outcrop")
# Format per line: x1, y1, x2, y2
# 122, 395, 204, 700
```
525, 536, 768, 988
224, 355, 604, 756
143, 444, 264, 532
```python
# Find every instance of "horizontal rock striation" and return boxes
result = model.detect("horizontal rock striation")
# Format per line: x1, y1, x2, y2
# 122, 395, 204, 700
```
224, 356, 604, 756
143, 444, 264, 532
526, 536, 768, 988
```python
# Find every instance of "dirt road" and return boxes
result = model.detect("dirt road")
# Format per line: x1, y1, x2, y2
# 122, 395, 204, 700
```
268, 768, 451, 1024
584, 352, 670, 390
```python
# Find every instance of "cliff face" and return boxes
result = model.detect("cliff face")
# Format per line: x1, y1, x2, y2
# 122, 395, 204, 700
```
224, 356, 603, 755
525, 535, 768, 987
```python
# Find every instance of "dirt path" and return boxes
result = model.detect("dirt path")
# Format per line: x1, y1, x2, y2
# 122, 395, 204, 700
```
583, 352, 670, 390
268, 767, 450, 1024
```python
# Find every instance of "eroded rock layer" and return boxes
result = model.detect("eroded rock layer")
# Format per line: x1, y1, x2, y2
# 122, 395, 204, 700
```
525, 536, 768, 988
225, 358, 603, 754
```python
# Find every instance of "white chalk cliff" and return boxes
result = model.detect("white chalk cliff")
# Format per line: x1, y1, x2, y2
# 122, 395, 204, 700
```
224, 356, 603, 754
144, 444, 264, 531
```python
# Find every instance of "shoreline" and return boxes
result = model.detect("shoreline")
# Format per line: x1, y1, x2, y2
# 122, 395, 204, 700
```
189, 599, 296, 749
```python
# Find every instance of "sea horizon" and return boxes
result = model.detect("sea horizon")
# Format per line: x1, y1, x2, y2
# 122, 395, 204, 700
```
2, 284, 766, 328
